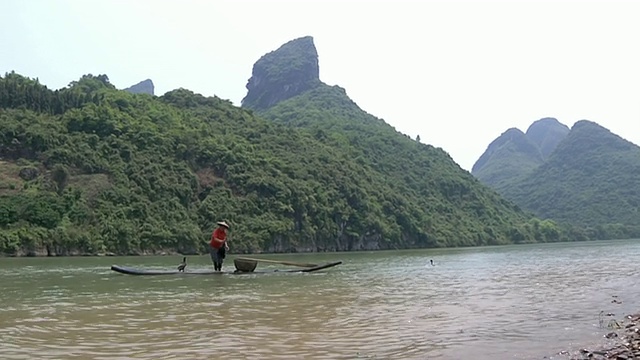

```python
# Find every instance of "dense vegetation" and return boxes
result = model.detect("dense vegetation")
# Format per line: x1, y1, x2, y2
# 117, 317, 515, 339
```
499, 120, 640, 238
471, 128, 544, 190
472, 118, 569, 190
0, 70, 586, 256
246, 80, 599, 245
473, 116, 640, 239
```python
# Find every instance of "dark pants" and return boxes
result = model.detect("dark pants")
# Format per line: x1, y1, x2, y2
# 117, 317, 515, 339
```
210, 245, 226, 271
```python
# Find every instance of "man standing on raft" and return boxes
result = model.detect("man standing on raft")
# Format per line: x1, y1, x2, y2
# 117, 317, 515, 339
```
210, 221, 230, 271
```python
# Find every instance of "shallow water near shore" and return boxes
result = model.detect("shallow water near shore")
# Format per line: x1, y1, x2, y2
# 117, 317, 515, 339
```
1, 239, 639, 359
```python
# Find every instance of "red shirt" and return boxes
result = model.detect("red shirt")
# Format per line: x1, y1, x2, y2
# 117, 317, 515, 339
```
210, 227, 227, 249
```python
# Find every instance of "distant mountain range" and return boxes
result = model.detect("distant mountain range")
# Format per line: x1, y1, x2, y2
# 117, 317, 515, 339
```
472, 118, 640, 236
2, 36, 636, 257
0, 37, 574, 257
472, 118, 570, 189
238, 36, 560, 249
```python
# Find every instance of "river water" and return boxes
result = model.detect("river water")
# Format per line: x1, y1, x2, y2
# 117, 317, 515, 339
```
1, 239, 639, 359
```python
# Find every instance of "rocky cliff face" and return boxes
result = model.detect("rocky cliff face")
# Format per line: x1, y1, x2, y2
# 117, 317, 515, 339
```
241, 36, 321, 111
124, 79, 155, 95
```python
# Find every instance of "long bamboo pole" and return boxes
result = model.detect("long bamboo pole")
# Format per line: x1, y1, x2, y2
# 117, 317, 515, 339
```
235, 257, 318, 268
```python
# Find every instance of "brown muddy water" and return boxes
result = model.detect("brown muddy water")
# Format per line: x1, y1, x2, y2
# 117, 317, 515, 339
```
1, 239, 639, 359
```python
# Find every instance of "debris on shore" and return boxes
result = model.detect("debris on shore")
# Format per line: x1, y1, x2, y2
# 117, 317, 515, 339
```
562, 313, 640, 360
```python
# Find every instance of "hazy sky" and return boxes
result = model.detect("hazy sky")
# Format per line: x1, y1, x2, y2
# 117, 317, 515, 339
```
2, 0, 639, 171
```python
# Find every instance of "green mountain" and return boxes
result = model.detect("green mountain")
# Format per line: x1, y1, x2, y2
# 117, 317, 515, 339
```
472, 127, 544, 189
472, 117, 569, 190
500, 120, 640, 234
240, 37, 581, 247
525, 117, 570, 158
0, 48, 582, 256
473, 116, 640, 239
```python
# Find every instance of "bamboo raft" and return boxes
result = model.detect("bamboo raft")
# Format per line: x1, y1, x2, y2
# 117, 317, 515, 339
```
110, 257, 342, 276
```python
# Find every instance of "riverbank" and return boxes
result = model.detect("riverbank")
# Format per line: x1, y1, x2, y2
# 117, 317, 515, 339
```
0, 248, 186, 257
555, 311, 640, 360
3, 238, 639, 258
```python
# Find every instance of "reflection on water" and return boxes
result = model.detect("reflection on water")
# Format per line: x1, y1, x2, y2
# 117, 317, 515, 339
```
1, 239, 639, 359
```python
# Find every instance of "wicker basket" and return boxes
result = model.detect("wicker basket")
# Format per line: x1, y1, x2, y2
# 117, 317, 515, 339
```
234, 258, 257, 272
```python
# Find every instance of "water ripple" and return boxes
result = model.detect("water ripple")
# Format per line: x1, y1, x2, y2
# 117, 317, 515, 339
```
1, 241, 639, 359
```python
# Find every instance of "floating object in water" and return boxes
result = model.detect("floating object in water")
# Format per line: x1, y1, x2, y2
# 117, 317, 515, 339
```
110, 261, 342, 276
233, 258, 258, 272
177, 257, 187, 272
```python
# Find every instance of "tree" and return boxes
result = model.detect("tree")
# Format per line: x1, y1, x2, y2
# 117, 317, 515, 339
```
51, 164, 69, 195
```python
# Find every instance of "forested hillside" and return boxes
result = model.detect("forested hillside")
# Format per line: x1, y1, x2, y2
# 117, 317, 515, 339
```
471, 128, 544, 190
472, 116, 640, 239
0, 57, 587, 256
242, 37, 598, 246
498, 121, 640, 238
472, 118, 569, 190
